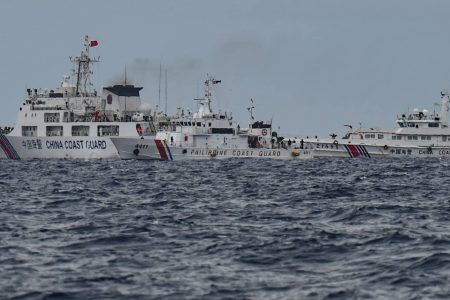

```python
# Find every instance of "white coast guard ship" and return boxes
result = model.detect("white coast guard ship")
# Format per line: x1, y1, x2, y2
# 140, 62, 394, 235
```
299, 90, 450, 158
111, 76, 312, 160
0, 36, 154, 160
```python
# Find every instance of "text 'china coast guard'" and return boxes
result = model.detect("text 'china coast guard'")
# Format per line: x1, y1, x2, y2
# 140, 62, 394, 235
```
0, 36, 156, 160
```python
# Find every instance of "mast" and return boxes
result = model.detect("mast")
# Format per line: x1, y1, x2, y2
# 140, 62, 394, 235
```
70, 35, 99, 97
247, 98, 255, 122
205, 74, 221, 112
158, 63, 162, 108
165, 69, 168, 115
124, 65, 127, 85
193, 74, 221, 118
124, 66, 128, 119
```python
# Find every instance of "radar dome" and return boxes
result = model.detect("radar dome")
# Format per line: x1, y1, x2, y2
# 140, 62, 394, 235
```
423, 109, 429, 115
413, 108, 419, 114
138, 102, 152, 114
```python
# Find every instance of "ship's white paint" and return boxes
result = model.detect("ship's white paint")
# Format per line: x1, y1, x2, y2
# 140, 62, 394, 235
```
0, 36, 156, 160
295, 90, 450, 158
112, 136, 311, 160
111, 76, 312, 160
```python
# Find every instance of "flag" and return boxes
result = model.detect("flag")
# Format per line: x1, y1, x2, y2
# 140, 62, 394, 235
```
89, 40, 98, 47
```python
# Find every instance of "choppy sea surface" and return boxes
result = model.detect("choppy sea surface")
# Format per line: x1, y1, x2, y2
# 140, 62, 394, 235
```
1, 158, 450, 299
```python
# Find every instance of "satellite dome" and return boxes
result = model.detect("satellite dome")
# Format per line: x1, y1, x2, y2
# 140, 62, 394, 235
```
138, 102, 152, 113
413, 108, 419, 114
423, 109, 429, 115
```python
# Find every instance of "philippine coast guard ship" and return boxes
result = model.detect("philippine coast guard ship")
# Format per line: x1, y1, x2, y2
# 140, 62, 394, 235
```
0, 36, 154, 160
111, 75, 312, 160
300, 90, 450, 158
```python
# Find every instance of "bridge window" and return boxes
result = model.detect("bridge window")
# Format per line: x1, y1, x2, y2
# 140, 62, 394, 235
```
72, 126, 90, 136
44, 113, 60, 123
22, 126, 37, 137
98, 125, 119, 136
46, 126, 63, 137
429, 123, 439, 128
378, 134, 384, 139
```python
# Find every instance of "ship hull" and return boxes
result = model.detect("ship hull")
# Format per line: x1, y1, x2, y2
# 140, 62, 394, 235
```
0, 135, 119, 160
111, 137, 312, 160
308, 140, 450, 158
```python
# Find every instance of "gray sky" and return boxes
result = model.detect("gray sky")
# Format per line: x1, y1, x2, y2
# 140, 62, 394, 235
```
1, 0, 450, 137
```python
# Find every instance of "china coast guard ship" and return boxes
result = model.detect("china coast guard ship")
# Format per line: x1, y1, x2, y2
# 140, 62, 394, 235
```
111, 75, 312, 160
299, 90, 450, 158
0, 36, 154, 160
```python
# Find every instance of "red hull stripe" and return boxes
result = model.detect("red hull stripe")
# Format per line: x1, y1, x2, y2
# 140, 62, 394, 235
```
347, 144, 360, 158
0, 139, 13, 159
2, 136, 20, 159
0, 136, 14, 159
155, 139, 169, 161
343, 145, 352, 157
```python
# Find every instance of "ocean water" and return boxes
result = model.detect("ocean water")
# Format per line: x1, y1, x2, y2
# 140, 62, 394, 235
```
1, 158, 450, 300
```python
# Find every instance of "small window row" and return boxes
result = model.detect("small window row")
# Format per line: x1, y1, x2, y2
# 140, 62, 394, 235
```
22, 125, 120, 137
364, 134, 384, 139
175, 121, 203, 127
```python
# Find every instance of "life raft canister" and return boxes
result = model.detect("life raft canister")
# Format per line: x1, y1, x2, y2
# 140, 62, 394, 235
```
291, 149, 301, 157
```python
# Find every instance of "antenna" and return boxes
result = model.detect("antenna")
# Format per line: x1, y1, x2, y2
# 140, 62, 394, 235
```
123, 65, 128, 120
247, 98, 255, 121
165, 69, 168, 115
158, 63, 162, 108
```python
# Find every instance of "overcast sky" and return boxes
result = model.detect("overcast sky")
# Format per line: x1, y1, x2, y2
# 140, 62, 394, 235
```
1, 0, 450, 137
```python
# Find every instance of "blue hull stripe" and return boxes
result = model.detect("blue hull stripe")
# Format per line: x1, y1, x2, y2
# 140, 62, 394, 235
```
356, 145, 371, 158
164, 141, 173, 161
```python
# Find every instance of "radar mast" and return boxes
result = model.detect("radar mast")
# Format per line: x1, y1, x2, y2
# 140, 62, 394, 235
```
70, 35, 100, 97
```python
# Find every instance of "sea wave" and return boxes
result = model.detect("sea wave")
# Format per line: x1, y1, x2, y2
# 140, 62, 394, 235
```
1, 158, 450, 299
